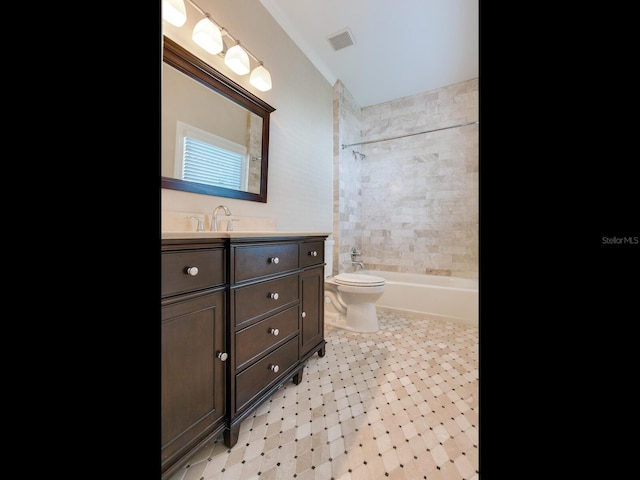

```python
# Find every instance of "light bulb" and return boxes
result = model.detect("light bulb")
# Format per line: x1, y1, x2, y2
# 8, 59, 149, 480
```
250, 64, 272, 91
192, 18, 223, 55
162, 0, 187, 27
224, 44, 250, 75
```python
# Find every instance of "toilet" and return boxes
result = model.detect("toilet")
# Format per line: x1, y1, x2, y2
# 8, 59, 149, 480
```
324, 240, 385, 333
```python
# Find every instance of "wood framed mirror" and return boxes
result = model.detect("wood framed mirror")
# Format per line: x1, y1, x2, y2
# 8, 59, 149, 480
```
162, 35, 275, 203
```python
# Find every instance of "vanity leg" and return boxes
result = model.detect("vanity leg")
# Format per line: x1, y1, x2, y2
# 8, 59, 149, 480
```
223, 427, 239, 448
292, 368, 304, 385
318, 344, 325, 357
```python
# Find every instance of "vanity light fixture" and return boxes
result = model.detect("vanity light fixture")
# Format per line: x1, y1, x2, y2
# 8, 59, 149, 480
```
225, 42, 251, 75
165, 0, 273, 92
162, 0, 187, 27
249, 62, 273, 92
192, 16, 223, 55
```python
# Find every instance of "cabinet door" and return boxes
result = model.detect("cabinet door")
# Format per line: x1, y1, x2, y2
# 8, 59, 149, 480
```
300, 266, 324, 358
161, 291, 226, 470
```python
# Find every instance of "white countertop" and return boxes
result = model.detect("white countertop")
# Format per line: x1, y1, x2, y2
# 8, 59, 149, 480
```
162, 231, 331, 240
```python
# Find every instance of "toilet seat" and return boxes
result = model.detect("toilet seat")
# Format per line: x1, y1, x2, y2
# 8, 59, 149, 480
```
333, 273, 386, 287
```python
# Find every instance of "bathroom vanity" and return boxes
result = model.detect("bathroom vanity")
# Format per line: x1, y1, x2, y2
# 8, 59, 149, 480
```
161, 233, 327, 478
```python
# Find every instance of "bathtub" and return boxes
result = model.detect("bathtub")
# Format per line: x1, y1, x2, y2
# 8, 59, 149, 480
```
370, 271, 478, 326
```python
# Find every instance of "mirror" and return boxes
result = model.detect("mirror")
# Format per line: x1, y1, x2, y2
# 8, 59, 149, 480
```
162, 36, 275, 203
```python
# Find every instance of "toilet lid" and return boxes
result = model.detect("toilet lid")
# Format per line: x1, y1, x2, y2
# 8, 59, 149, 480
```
333, 273, 386, 286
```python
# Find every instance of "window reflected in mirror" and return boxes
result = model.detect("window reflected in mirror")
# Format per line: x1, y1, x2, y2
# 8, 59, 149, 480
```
174, 120, 262, 193
162, 63, 263, 194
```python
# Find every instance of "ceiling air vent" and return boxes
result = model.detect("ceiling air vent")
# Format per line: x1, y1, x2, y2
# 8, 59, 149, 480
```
327, 28, 355, 51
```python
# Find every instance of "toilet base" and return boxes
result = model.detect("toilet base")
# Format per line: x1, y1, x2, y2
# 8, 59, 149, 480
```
324, 277, 384, 334
325, 313, 356, 332
325, 305, 379, 333
345, 302, 379, 332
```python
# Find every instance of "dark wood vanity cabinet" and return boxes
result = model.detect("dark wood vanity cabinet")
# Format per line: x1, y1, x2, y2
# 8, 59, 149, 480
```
161, 234, 327, 476
225, 236, 326, 447
299, 240, 326, 360
161, 241, 227, 479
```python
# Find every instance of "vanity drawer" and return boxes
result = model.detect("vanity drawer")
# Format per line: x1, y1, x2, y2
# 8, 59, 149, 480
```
162, 248, 225, 298
300, 241, 325, 268
233, 243, 299, 282
234, 274, 299, 326
235, 305, 299, 371
235, 337, 299, 413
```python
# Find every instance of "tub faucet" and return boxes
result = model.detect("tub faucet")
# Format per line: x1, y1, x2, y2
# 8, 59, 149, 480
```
352, 260, 365, 270
211, 205, 232, 231
351, 247, 365, 270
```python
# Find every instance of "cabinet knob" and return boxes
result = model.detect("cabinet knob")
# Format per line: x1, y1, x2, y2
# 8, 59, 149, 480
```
269, 364, 279, 373
301, 311, 306, 318
269, 257, 280, 264
217, 352, 228, 362
308, 251, 318, 256
186, 266, 199, 276
269, 328, 279, 336
269, 292, 279, 300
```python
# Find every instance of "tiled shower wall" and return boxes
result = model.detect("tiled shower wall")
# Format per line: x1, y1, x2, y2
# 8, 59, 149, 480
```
332, 80, 364, 279
332, 79, 479, 279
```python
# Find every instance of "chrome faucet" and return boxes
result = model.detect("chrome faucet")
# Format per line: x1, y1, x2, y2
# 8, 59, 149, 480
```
211, 205, 232, 232
352, 260, 365, 270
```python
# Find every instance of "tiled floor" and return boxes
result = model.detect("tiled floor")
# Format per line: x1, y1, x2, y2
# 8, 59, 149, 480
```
167, 310, 479, 480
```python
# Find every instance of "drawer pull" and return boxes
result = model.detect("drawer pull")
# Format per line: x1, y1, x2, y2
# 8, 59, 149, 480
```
269, 292, 279, 300
217, 352, 228, 362
269, 364, 280, 373
269, 328, 279, 336
269, 257, 280, 264
308, 251, 318, 257
301, 311, 306, 318
186, 266, 199, 276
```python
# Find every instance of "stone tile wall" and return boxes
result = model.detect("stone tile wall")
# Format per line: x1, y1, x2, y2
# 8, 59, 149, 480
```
332, 80, 364, 278
333, 79, 478, 279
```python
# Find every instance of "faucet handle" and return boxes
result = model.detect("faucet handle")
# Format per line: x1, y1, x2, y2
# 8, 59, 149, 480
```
188, 216, 204, 232
227, 219, 239, 232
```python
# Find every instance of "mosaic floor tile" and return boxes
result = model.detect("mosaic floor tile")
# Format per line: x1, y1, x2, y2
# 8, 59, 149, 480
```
167, 310, 478, 480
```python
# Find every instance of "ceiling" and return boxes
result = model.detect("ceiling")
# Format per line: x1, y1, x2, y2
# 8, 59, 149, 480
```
259, 0, 479, 108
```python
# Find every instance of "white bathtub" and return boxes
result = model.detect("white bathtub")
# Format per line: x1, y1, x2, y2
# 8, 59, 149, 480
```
371, 271, 478, 326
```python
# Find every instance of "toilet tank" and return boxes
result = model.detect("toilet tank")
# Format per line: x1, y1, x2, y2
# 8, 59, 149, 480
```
324, 239, 334, 278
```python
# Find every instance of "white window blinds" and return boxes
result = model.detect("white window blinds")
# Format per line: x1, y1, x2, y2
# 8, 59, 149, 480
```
174, 121, 249, 191
183, 137, 243, 190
